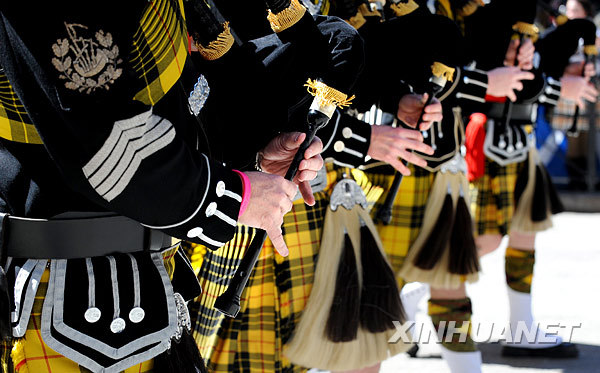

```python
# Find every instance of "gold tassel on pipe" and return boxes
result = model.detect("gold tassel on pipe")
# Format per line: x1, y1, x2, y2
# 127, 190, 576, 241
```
512, 22, 540, 42
305, 79, 355, 108
267, 0, 307, 33
555, 14, 568, 26
584, 45, 599, 56
431, 61, 456, 82
195, 22, 234, 61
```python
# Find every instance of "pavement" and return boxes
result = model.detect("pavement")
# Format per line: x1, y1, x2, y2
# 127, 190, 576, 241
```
379, 212, 600, 373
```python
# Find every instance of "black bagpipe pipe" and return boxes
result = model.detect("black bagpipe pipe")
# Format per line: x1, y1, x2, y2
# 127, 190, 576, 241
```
499, 22, 539, 135
374, 78, 444, 225
214, 99, 332, 318
372, 14, 463, 225
214, 0, 359, 318
567, 52, 597, 136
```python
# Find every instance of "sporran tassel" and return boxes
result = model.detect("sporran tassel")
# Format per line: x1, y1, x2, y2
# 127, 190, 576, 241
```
325, 233, 361, 342
359, 223, 405, 333
399, 171, 479, 289
511, 148, 554, 232
412, 186, 454, 270
531, 165, 549, 222
448, 188, 480, 275
153, 330, 208, 373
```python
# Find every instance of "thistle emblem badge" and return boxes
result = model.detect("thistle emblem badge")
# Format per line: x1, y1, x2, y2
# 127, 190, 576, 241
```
52, 23, 123, 94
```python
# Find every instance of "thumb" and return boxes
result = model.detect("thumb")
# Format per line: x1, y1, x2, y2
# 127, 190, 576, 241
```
267, 226, 289, 257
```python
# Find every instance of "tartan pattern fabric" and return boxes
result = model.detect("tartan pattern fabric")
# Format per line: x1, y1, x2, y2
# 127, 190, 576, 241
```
471, 157, 524, 236
1, 247, 179, 373
130, 0, 188, 105
369, 166, 436, 280
0, 71, 42, 144
505, 247, 535, 294
189, 166, 384, 372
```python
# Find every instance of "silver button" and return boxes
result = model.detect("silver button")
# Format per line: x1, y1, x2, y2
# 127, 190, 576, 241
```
342, 127, 353, 139
110, 317, 126, 333
205, 202, 217, 217
129, 307, 145, 323
216, 181, 226, 197
334, 141, 345, 152
187, 227, 203, 238
84, 307, 101, 323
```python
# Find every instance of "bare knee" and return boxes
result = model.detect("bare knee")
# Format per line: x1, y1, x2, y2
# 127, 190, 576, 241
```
430, 284, 467, 300
476, 234, 503, 257
508, 231, 536, 250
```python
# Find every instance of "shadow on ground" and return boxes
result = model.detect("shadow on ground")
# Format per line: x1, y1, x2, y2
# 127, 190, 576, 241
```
478, 342, 600, 373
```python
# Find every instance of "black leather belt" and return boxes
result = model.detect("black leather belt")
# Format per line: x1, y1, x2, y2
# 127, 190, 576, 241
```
487, 102, 536, 122
0, 213, 170, 259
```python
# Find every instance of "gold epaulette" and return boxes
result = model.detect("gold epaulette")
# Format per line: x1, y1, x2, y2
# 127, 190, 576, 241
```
267, 0, 307, 33
195, 22, 234, 61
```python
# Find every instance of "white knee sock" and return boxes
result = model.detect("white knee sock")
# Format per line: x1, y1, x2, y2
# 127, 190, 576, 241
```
505, 288, 562, 348
440, 346, 482, 373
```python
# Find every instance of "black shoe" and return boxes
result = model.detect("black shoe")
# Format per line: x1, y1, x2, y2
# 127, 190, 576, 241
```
502, 342, 579, 358
407, 344, 419, 358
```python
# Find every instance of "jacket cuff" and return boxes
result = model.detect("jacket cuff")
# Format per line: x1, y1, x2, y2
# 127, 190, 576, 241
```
322, 111, 371, 168
152, 157, 243, 250
538, 76, 561, 107
453, 68, 488, 104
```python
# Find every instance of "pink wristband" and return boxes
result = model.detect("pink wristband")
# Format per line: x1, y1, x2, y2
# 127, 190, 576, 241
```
233, 170, 251, 218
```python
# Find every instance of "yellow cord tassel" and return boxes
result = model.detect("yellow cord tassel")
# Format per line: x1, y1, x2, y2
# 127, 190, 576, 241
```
305, 79, 355, 108
390, 0, 419, 17
555, 14, 569, 26
457, 0, 484, 16
431, 61, 455, 82
195, 22, 234, 61
512, 22, 540, 42
585, 45, 599, 56
267, 0, 307, 33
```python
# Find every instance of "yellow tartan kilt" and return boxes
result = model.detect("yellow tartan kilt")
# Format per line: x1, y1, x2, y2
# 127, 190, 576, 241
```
471, 157, 525, 236
0, 247, 180, 373
368, 166, 436, 280
189, 166, 384, 373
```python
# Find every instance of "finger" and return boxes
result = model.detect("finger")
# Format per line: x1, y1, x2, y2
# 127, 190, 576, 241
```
421, 112, 443, 123
582, 90, 597, 103
389, 158, 411, 175
285, 132, 306, 151
305, 138, 324, 159
516, 71, 535, 81
399, 138, 434, 155
423, 101, 442, 113
397, 149, 428, 168
296, 170, 318, 183
507, 89, 517, 102
512, 81, 524, 92
267, 226, 289, 257
299, 156, 324, 173
420, 93, 429, 105
299, 181, 316, 206
395, 128, 424, 141
577, 97, 586, 109
419, 121, 433, 131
